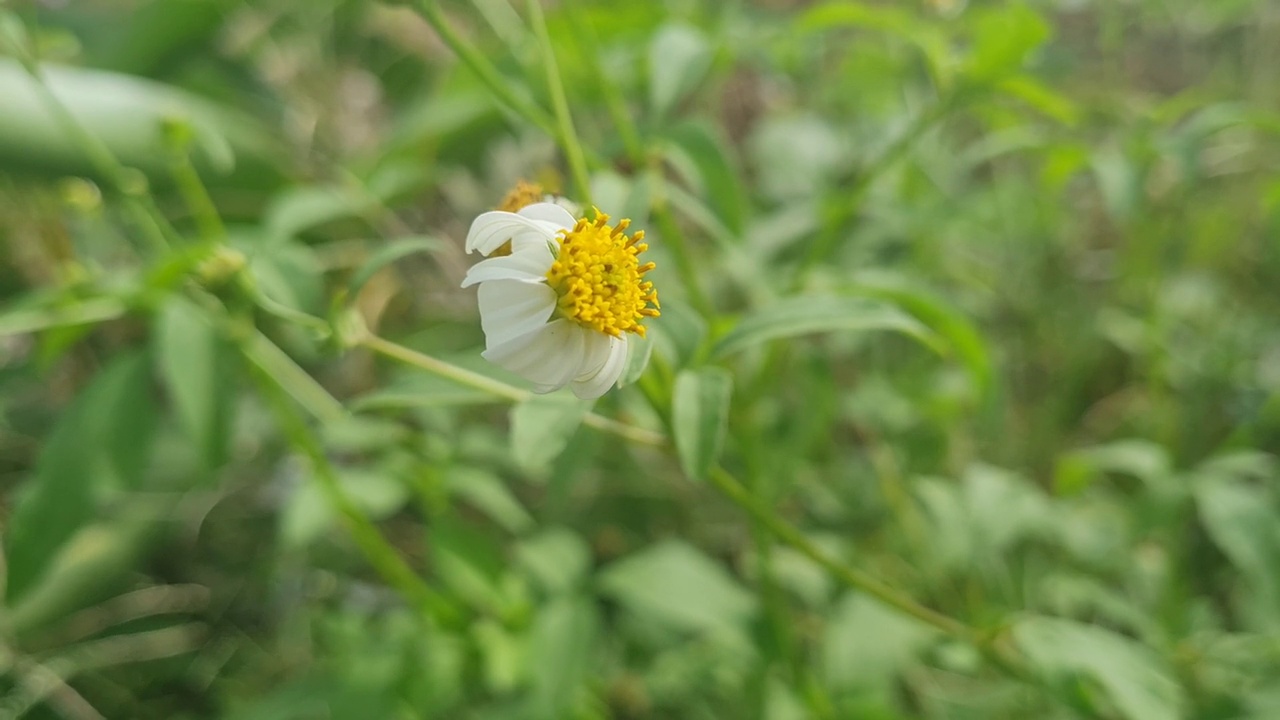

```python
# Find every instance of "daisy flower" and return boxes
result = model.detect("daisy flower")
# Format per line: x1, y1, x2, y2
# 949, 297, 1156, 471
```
460, 201, 659, 399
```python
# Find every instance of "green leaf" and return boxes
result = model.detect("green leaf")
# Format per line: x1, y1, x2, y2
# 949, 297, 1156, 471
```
619, 331, 654, 387
5, 519, 157, 640
0, 59, 285, 188
847, 273, 993, 396
823, 593, 938, 694
598, 539, 756, 638
1014, 616, 1185, 720
4, 351, 154, 602
348, 236, 444, 297
281, 470, 409, 548
265, 185, 374, 240
712, 296, 944, 359
529, 594, 599, 720
517, 528, 592, 595
155, 297, 230, 470
1195, 473, 1280, 618
651, 300, 707, 369
671, 367, 731, 481
510, 394, 588, 476
964, 4, 1050, 83
796, 2, 950, 84
662, 122, 749, 235
648, 23, 713, 118
446, 466, 534, 535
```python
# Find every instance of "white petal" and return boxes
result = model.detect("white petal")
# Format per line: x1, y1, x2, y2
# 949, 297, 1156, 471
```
477, 280, 557, 348
460, 244, 554, 288
465, 211, 559, 255
516, 202, 576, 230
571, 334, 628, 399
574, 331, 615, 381
483, 319, 587, 392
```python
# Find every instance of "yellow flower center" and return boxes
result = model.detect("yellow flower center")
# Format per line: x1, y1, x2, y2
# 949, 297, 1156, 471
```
545, 212, 659, 337
497, 180, 545, 213
491, 180, 547, 257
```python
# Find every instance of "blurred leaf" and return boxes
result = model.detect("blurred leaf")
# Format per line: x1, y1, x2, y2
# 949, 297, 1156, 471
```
1014, 616, 1185, 720
1054, 440, 1174, 496
847, 273, 993, 396
662, 122, 748, 235
599, 539, 756, 637
648, 23, 713, 117
998, 75, 1081, 126
6, 519, 156, 639
712, 296, 943, 359
0, 59, 285, 187
823, 593, 938, 694
517, 528, 592, 595
964, 4, 1050, 83
447, 466, 534, 535
4, 351, 153, 602
1195, 472, 1280, 623
651, 299, 707, 369
349, 236, 445, 297
281, 469, 409, 548
529, 594, 599, 720
432, 515, 510, 612
155, 297, 230, 470
618, 331, 654, 387
796, 2, 950, 84
510, 394, 588, 476
672, 367, 731, 481
265, 185, 374, 240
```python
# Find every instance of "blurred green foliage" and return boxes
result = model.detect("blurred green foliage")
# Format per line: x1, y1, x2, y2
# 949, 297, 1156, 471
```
1, 0, 1279, 718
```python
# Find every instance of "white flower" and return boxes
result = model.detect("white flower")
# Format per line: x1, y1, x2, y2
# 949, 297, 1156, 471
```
461, 202, 659, 399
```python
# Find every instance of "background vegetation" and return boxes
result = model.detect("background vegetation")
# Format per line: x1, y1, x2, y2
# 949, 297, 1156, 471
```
1, 0, 1279, 718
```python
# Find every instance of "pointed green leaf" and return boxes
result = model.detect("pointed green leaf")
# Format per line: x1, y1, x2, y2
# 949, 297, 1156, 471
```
155, 297, 230, 470
510, 394, 588, 476
648, 24, 713, 117
712, 296, 943, 359
672, 367, 731, 481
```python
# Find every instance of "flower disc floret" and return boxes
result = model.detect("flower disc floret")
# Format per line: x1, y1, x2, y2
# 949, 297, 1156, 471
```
460, 202, 659, 398
546, 213, 659, 338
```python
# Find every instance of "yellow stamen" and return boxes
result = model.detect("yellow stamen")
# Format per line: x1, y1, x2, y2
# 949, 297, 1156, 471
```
545, 210, 659, 338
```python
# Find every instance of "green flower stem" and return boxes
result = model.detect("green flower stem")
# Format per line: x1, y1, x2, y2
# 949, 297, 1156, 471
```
239, 329, 347, 425
165, 134, 226, 244
561, 0, 647, 166
707, 466, 975, 641
249, 362, 464, 629
525, 0, 593, 205
408, 0, 556, 136
358, 333, 667, 447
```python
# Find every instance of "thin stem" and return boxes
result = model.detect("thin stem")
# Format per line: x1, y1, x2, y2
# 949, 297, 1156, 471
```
525, 0, 593, 204
409, 0, 556, 135
250, 359, 463, 628
564, 13, 646, 165
165, 130, 226, 243
359, 333, 666, 447
707, 466, 975, 641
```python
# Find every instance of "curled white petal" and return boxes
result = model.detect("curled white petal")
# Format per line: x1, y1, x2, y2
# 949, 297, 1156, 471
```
570, 335, 628, 399
482, 319, 587, 392
477, 280, 557, 348
460, 243, 554, 288
465, 211, 559, 255
516, 202, 576, 230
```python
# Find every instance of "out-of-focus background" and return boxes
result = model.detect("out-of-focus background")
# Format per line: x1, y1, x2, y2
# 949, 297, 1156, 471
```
1, 0, 1278, 718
